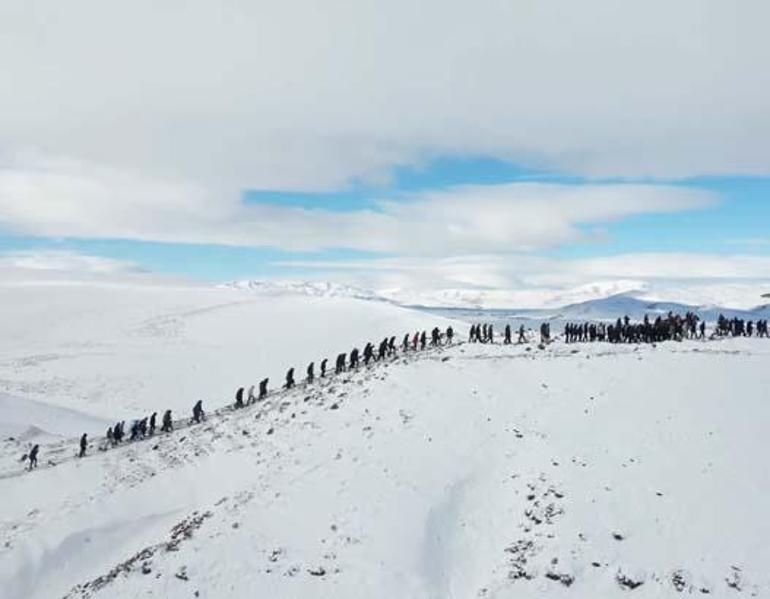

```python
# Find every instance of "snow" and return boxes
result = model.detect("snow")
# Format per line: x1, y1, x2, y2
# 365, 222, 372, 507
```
1, 273, 769, 598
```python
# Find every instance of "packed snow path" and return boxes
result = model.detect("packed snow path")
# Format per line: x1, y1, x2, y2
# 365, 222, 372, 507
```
2, 337, 770, 598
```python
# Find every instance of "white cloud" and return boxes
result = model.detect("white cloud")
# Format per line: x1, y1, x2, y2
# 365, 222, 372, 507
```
1, 0, 769, 197
0, 154, 715, 253
0, 250, 142, 274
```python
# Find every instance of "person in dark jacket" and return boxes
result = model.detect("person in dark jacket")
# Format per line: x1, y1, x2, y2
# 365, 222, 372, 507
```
259, 378, 269, 400
192, 400, 205, 423
234, 387, 245, 409
285, 368, 295, 389
320, 358, 328, 378
28, 444, 39, 470
79, 433, 88, 458
161, 409, 173, 432
149, 412, 157, 435
306, 362, 315, 383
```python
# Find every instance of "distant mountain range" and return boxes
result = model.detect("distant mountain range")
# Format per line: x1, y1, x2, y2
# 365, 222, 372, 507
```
223, 279, 770, 320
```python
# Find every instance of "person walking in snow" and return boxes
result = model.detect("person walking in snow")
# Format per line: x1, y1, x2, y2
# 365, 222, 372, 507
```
28, 444, 39, 470
234, 387, 245, 409
335, 353, 346, 374
446, 326, 454, 345
306, 362, 315, 383
420, 331, 427, 350
320, 358, 328, 378
79, 433, 88, 458
192, 400, 205, 423
149, 412, 157, 435
161, 409, 173, 432
247, 385, 257, 405
285, 368, 295, 389
259, 378, 269, 400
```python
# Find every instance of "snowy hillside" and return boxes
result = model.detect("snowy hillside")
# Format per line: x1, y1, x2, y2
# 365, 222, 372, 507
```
1, 335, 769, 598
0, 274, 453, 439
1, 274, 769, 598
221, 280, 386, 302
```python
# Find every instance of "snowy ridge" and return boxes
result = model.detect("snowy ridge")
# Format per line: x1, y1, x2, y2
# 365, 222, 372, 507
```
223, 278, 770, 315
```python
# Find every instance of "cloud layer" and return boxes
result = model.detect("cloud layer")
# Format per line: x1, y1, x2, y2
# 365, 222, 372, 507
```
0, 153, 715, 253
2, 0, 770, 195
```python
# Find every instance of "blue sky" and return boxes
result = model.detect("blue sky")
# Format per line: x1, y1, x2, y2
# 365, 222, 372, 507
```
0, 157, 768, 282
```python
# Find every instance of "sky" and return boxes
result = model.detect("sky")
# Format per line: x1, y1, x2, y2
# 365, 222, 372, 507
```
1, 0, 769, 307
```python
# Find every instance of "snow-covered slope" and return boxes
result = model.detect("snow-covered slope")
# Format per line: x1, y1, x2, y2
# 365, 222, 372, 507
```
1, 336, 769, 598
2, 273, 769, 599
221, 279, 386, 302
0, 274, 455, 437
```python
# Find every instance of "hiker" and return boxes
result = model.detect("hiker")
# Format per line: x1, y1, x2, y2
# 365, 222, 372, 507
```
113, 421, 124, 444
192, 400, 205, 423
235, 387, 245, 409
350, 348, 359, 369
306, 362, 315, 383
403, 333, 410, 352
79, 433, 88, 458
161, 409, 173, 432
149, 412, 157, 435
504, 324, 511, 344
285, 368, 295, 389
320, 358, 328, 378
420, 331, 427, 350
247, 385, 257, 405
28, 444, 39, 470
106, 426, 114, 445
259, 378, 269, 400
446, 326, 454, 344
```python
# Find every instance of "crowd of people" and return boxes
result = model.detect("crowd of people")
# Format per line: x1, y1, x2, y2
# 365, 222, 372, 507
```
563, 313, 704, 344
21, 312, 767, 471
716, 315, 769, 338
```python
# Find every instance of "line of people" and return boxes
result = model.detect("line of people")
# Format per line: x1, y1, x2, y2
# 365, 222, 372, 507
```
231, 327, 455, 412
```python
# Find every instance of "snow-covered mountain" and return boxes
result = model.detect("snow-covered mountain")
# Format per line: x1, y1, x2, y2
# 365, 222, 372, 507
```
224, 278, 770, 315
